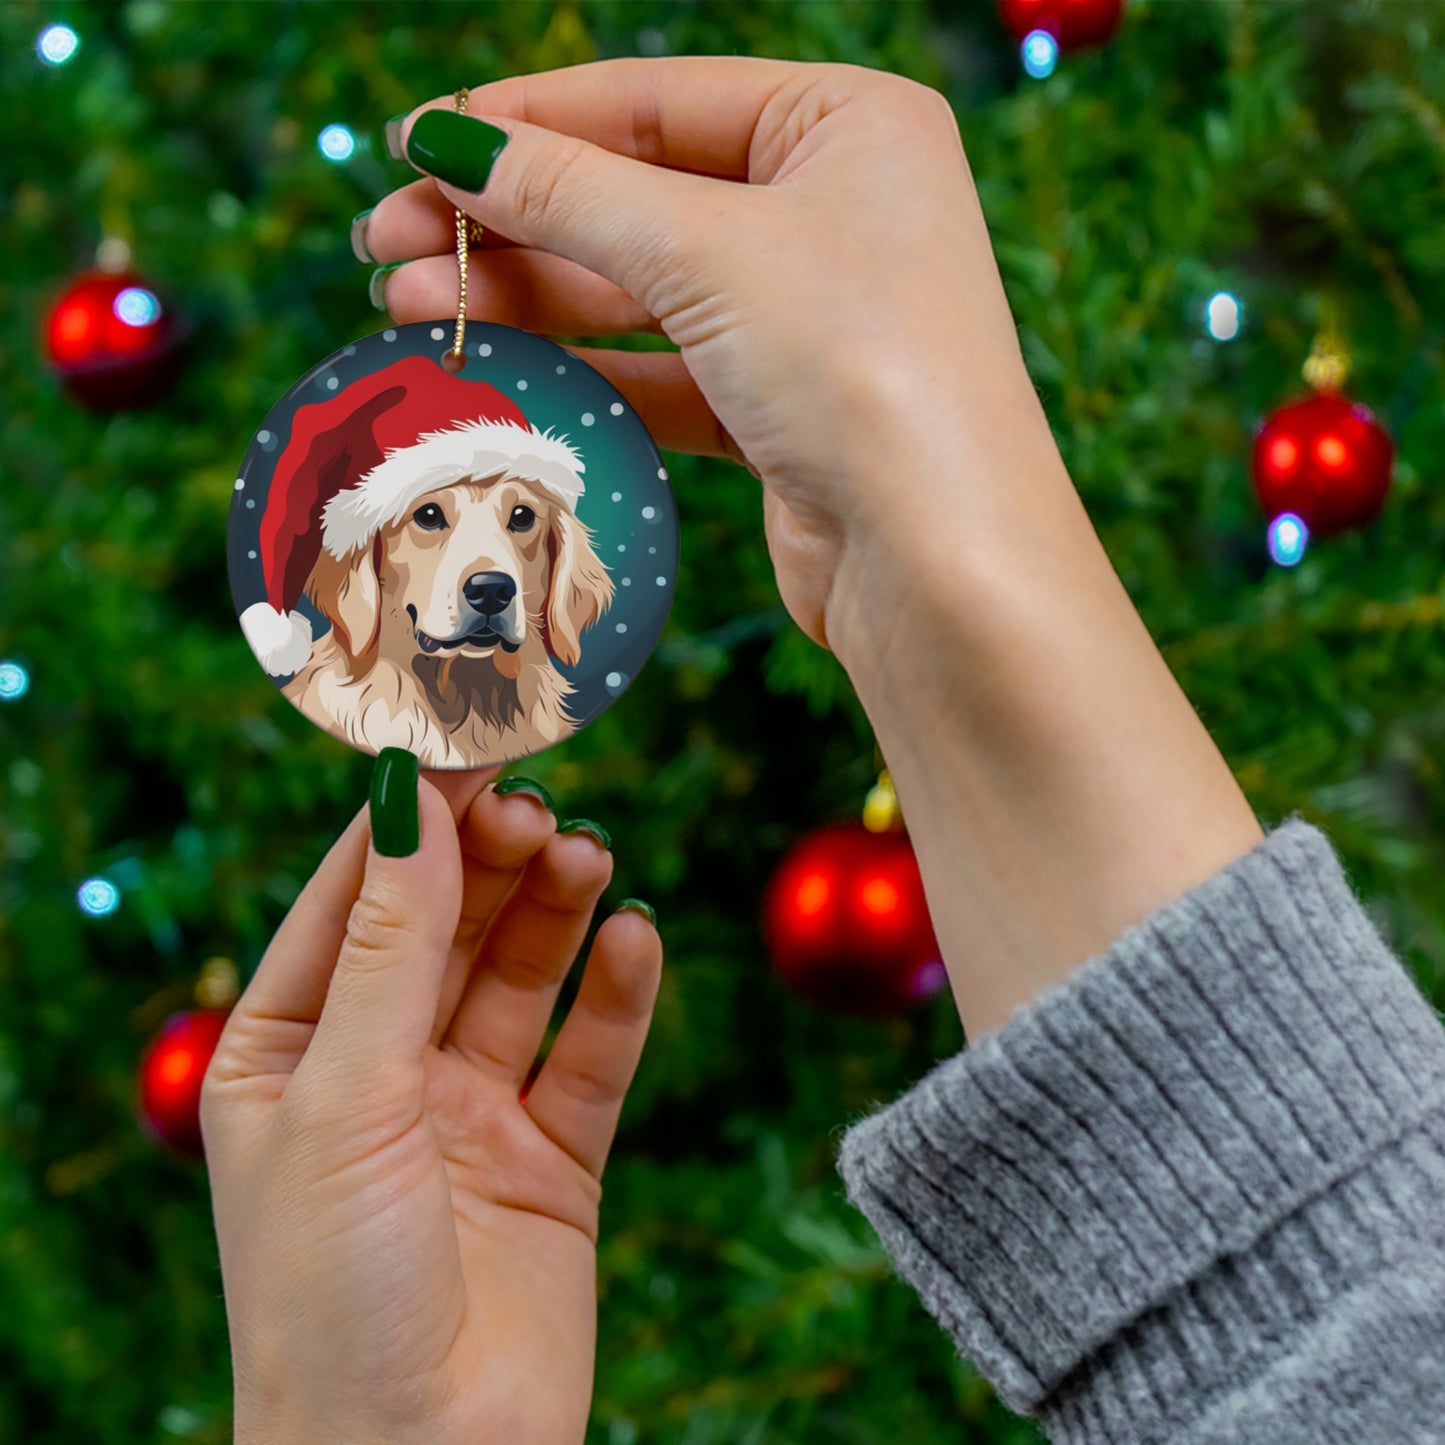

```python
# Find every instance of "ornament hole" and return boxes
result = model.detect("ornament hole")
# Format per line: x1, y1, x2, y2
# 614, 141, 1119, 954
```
439, 350, 467, 374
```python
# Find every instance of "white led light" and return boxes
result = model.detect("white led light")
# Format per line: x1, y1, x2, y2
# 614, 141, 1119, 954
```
1022, 30, 1059, 79
114, 287, 161, 327
1267, 512, 1308, 567
38, 24, 79, 66
0, 660, 29, 701
78, 877, 121, 917
318, 124, 356, 162
1205, 291, 1242, 342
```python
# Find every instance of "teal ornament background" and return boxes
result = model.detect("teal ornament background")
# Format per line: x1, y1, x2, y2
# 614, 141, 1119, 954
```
227, 320, 678, 760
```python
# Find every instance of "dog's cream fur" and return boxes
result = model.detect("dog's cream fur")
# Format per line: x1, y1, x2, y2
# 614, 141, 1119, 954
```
283, 471, 613, 768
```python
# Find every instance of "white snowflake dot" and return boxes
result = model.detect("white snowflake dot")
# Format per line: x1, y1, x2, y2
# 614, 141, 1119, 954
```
648, 546, 657, 555
247, 549, 257, 560
257, 430, 271, 444
581, 412, 595, 426
555, 364, 566, 374
616, 622, 628, 634
656, 576, 666, 586
641, 505, 655, 519
609, 402, 624, 416
383, 329, 397, 342
621, 576, 632, 587
479, 342, 492, 357
234, 478, 245, 491
430, 326, 445, 341
657, 467, 668, 481
611, 491, 622, 502
326, 376, 339, 390
605, 671, 623, 688
516, 379, 528, 390
617, 544, 626, 553
246, 498, 256, 509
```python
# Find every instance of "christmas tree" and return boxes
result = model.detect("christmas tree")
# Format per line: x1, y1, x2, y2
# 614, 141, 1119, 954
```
2, 3, 1442, 1441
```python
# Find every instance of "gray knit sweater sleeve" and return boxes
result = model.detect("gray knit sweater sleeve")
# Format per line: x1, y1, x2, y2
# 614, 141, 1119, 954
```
835, 818, 1445, 1443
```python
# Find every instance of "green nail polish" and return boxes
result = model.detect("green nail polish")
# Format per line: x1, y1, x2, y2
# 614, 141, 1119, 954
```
617, 898, 656, 926
350, 208, 375, 264
558, 818, 612, 851
493, 775, 555, 812
370, 747, 420, 857
368, 261, 403, 311
405, 110, 510, 192
384, 113, 408, 162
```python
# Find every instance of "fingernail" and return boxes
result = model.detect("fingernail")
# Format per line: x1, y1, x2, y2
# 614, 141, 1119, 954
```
617, 897, 656, 926
368, 261, 403, 311
370, 747, 420, 857
558, 818, 611, 851
350, 208, 375, 264
493, 775, 555, 812
384, 113, 409, 162
405, 110, 510, 192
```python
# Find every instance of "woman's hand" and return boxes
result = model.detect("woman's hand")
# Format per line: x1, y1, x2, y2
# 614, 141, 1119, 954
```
201, 764, 661, 1445
363, 56, 1049, 655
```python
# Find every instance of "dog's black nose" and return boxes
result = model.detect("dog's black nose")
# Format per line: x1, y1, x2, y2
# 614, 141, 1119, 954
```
463, 571, 517, 616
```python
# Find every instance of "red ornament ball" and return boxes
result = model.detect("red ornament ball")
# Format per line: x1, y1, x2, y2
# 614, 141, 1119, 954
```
137, 1009, 230, 1157
763, 822, 945, 1017
44, 269, 182, 410
1251, 392, 1394, 537
998, 0, 1124, 49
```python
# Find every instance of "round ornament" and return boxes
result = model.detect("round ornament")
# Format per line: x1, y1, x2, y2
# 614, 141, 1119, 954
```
229, 322, 678, 769
44, 269, 182, 411
998, 0, 1125, 50
763, 822, 946, 1017
137, 1008, 230, 1158
1251, 391, 1393, 537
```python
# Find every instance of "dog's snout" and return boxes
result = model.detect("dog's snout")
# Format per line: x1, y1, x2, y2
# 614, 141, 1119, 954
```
463, 571, 517, 617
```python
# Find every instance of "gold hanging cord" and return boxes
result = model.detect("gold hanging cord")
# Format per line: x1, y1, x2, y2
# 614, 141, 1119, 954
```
443, 88, 487, 371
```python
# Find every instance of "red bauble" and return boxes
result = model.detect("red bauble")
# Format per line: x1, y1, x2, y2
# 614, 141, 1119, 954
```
763, 822, 945, 1017
998, 0, 1124, 49
1251, 392, 1394, 537
44, 269, 182, 410
137, 1009, 230, 1157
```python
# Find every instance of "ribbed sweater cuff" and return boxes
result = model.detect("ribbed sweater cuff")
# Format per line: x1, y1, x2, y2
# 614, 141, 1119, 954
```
835, 818, 1445, 1433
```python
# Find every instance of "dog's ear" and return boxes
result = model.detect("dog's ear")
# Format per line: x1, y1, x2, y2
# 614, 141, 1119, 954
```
307, 537, 382, 667
543, 507, 614, 667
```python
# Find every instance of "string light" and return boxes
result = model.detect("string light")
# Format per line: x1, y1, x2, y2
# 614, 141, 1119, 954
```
0, 660, 29, 701
1021, 30, 1060, 78
1267, 512, 1309, 568
77, 878, 121, 917
317, 124, 356, 162
113, 287, 162, 328
37, 24, 79, 66
1205, 291, 1242, 341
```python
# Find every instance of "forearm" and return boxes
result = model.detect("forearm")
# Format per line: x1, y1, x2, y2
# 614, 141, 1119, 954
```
825, 376, 1262, 1040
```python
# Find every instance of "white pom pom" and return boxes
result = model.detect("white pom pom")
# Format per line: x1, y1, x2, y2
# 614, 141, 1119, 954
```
240, 603, 313, 677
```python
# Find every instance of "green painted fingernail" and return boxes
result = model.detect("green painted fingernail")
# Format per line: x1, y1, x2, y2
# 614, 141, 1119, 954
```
559, 818, 611, 851
368, 261, 403, 311
617, 898, 656, 926
493, 775, 555, 812
384, 113, 409, 162
350, 208, 375, 264
405, 110, 510, 192
370, 748, 420, 857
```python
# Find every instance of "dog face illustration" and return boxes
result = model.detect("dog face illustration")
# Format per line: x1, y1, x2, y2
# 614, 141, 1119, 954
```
305, 469, 613, 692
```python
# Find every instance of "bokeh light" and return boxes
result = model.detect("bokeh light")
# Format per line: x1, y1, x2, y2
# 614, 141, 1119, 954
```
77, 877, 121, 917
317, 124, 356, 162
1267, 512, 1309, 567
114, 287, 161, 328
1022, 30, 1059, 79
0, 660, 29, 701
1205, 291, 1242, 341
37, 24, 79, 66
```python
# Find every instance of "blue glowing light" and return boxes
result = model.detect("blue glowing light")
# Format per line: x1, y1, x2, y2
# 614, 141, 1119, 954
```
0, 660, 29, 701
1205, 291, 1243, 342
1267, 512, 1309, 567
318, 124, 356, 162
78, 877, 121, 917
114, 287, 161, 328
37, 24, 79, 66
1022, 30, 1059, 79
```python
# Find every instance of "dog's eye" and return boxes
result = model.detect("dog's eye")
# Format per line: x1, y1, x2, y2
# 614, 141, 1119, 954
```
508, 504, 536, 533
413, 504, 448, 531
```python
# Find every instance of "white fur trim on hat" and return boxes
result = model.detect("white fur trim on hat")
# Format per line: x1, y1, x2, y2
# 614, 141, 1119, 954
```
241, 601, 314, 678
320, 419, 586, 559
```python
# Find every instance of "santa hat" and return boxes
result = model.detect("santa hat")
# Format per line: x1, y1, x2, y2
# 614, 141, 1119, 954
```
239, 352, 586, 677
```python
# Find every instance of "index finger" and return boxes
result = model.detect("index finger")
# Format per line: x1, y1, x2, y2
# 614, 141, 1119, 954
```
405, 54, 811, 182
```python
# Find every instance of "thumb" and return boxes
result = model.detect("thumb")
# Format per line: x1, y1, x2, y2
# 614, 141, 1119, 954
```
303, 751, 463, 1089
398, 105, 740, 314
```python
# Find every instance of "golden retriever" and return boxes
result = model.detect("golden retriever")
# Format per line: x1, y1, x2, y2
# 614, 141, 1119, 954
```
284, 468, 613, 768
